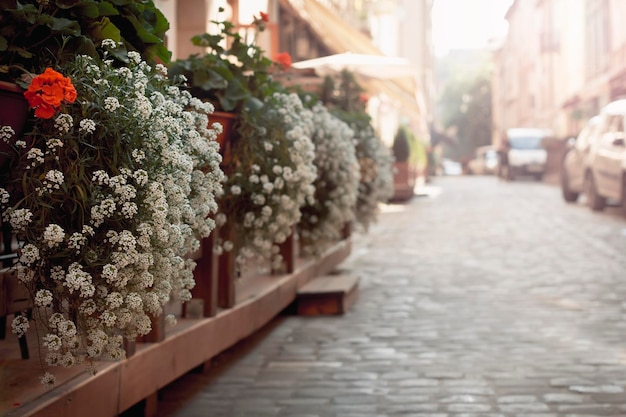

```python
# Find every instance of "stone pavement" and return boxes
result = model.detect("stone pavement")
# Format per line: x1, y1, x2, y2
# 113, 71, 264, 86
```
155, 176, 626, 417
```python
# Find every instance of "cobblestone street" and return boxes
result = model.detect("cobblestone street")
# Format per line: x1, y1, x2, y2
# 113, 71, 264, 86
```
156, 176, 626, 417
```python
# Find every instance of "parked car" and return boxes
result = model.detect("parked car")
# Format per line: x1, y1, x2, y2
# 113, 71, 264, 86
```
467, 145, 498, 175
579, 99, 626, 212
442, 158, 462, 176
498, 128, 552, 181
560, 115, 601, 203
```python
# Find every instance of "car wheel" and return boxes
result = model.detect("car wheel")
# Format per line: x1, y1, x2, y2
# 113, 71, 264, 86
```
584, 172, 605, 211
560, 170, 579, 202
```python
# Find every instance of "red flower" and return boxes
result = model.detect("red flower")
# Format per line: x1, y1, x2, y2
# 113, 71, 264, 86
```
24, 68, 77, 119
274, 52, 292, 69
259, 11, 269, 22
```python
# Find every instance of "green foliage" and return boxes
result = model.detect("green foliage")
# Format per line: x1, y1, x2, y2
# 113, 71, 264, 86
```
437, 56, 492, 160
320, 70, 367, 113
392, 127, 410, 162
392, 125, 427, 166
0, 0, 170, 84
317, 69, 394, 230
168, 8, 284, 113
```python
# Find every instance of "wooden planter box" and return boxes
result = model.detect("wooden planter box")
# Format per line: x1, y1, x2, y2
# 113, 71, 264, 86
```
0, 232, 352, 417
392, 161, 418, 201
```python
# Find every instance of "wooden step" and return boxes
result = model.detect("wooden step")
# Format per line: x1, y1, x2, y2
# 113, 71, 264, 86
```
296, 274, 359, 316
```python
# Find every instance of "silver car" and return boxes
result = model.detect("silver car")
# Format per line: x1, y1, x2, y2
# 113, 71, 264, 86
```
560, 115, 601, 203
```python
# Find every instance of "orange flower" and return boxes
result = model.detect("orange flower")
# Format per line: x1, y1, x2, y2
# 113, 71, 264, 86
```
274, 52, 292, 69
24, 68, 77, 119
259, 11, 269, 22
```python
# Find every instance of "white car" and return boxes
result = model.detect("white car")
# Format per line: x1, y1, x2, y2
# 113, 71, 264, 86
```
561, 115, 601, 203
581, 99, 626, 212
499, 128, 551, 181
467, 145, 498, 175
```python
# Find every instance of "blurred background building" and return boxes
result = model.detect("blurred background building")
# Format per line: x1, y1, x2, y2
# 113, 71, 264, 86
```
493, 0, 626, 145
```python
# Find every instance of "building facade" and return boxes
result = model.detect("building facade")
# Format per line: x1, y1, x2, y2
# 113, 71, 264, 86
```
492, 0, 626, 144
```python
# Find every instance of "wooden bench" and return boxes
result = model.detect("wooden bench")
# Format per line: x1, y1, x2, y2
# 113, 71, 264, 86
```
296, 273, 359, 316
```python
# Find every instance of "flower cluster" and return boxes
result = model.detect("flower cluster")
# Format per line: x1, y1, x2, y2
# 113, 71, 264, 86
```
333, 113, 394, 231
299, 103, 361, 256
0, 41, 224, 383
217, 92, 316, 271
353, 124, 394, 230
24, 68, 77, 119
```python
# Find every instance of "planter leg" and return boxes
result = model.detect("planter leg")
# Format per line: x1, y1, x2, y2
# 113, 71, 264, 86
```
217, 225, 236, 309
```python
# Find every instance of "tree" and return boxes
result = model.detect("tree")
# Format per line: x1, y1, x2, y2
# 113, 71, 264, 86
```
437, 53, 493, 161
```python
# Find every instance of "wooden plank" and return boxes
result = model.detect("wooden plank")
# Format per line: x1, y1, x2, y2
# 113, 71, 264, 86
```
0, 238, 351, 417
297, 274, 359, 316
186, 232, 218, 317
298, 274, 359, 295
138, 313, 165, 344
3, 363, 120, 417
217, 225, 236, 308
274, 228, 296, 274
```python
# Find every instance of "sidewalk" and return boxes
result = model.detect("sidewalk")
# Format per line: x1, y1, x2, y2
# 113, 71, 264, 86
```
155, 176, 626, 417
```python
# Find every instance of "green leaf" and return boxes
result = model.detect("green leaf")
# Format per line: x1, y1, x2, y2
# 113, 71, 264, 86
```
92, 16, 122, 42
9, 46, 33, 59
49, 17, 82, 36
0, 36, 7, 52
98, 1, 120, 16
244, 96, 263, 112
75, 1, 101, 19
126, 15, 162, 44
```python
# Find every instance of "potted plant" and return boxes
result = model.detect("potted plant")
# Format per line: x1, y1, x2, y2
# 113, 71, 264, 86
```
298, 101, 361, 257
168, 8, 290, 150
214, 92, 317, 272
0, 0, 171, 170
0, 0, 170, 83
391, 125, 420, 201
0, 41, 224, 384
320, 71, 394, 231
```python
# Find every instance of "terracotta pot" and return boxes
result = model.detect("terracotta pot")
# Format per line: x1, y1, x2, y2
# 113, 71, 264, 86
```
0, 81, 29, 170
210, 111, 237, 163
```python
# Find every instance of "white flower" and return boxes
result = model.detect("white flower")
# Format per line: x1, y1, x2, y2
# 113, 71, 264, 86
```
35, 289, 54, 307
127, 51, 142, 64
104, 97, 120, 112
0, 125, 15, 142
7, 208, 33, 231
230, 185, 242, 195
11, 315, 29, 337
54, 113, 73, 133
79, 118, 96, 134
26, 147, 44, 166
101, 38, 118, 49
40, 372, 56, 387
44, 170, 65, 189
43, 224, 65, 248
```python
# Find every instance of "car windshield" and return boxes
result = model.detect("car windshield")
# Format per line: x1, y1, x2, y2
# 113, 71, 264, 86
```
508, 136, 543, 149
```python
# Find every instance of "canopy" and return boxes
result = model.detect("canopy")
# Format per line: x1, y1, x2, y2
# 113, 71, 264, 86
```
282, 0, 427, 137
292, 52, 418, 79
